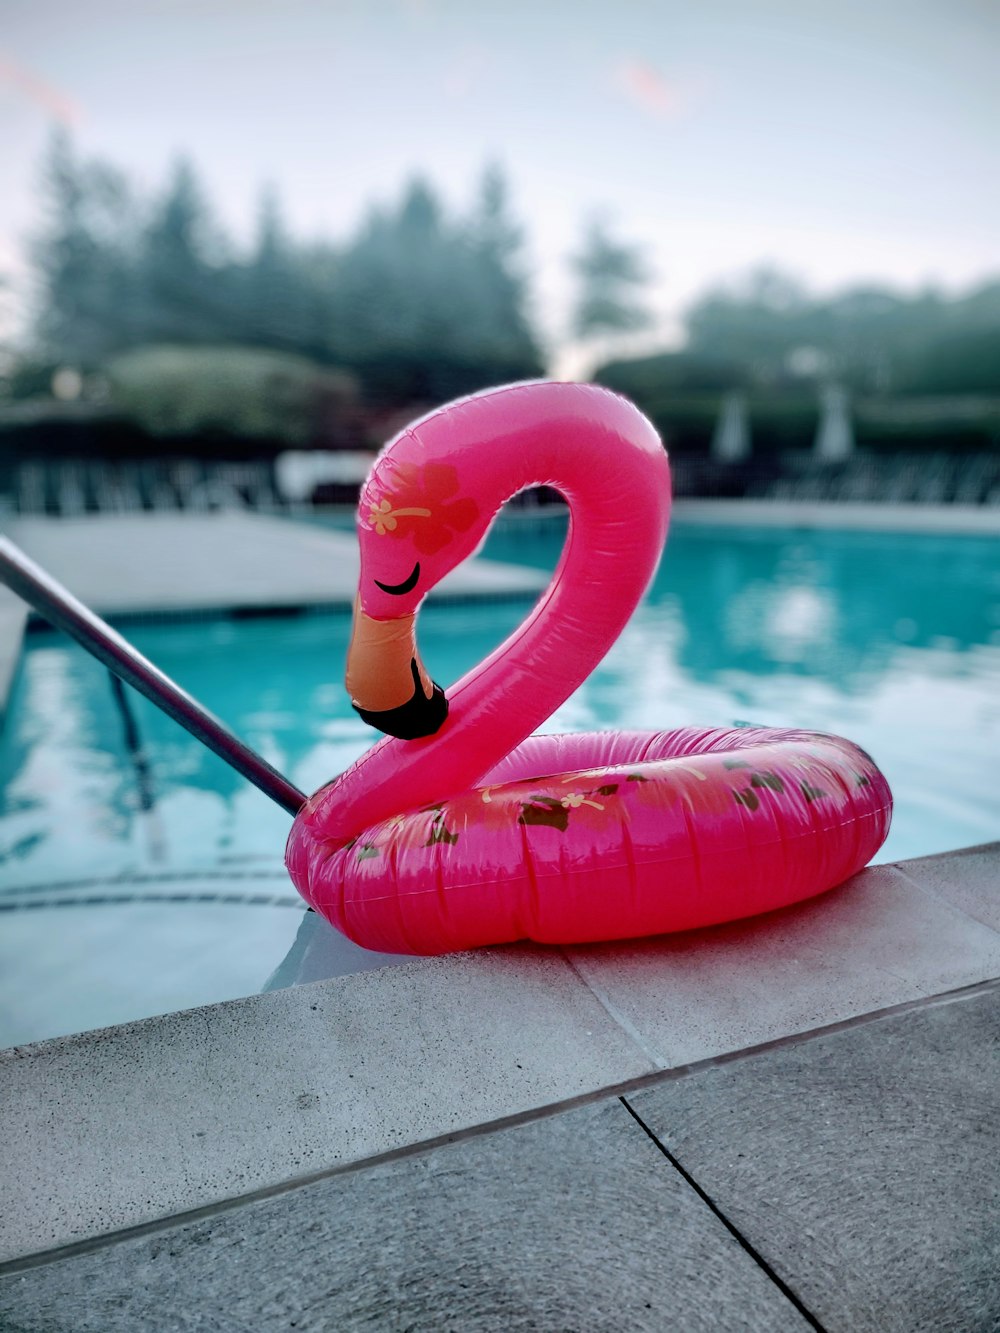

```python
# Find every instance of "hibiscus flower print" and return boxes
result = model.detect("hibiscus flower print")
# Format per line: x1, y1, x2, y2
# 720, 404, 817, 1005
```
366, 462, 479, 555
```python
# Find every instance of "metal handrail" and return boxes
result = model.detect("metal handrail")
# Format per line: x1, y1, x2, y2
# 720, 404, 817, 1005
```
0, 536, 307, 815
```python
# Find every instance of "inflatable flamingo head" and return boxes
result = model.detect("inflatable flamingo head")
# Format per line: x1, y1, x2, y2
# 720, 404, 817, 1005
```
344, 380, 671, 744
356, 454, 486, 621
346, 426, 492, 740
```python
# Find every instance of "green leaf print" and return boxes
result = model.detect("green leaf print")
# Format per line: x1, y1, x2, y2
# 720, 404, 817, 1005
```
800, 783, 828, 802
425, 824, 459, 847
518, 798, 571, 831
733, 788, 760, 811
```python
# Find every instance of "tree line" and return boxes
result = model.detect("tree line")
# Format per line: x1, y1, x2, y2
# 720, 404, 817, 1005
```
22, 133, 652, 407
680, 266, 1000, 396
13, 131, 1000, 413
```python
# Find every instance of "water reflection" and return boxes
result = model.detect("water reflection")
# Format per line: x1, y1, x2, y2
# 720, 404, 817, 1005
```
659, 527, 1000, 689
1, 524, 997, 895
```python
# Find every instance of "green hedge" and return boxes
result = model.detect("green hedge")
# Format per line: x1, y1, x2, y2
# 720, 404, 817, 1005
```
595, 351, 751, 398
593, 349, 1000, 456
104, 344, 362, 448
606, 393, 821, 457
854, 399, 1000, 453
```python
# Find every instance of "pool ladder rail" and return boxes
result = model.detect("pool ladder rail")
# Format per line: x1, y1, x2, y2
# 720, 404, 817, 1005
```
0, 536, 307, 817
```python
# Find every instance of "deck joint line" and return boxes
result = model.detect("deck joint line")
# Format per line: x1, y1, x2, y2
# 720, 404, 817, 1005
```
619, 1095, 827, 1331
3, 973, 997, 1275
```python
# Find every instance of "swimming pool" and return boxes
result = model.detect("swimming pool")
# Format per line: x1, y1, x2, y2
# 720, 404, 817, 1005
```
2, 517, 998, 1044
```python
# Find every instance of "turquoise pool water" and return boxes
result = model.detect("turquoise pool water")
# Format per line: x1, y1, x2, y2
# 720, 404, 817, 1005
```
1, 517, 998, 1042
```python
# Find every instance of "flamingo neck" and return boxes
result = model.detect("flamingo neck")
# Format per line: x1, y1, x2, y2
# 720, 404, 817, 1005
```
298, 384, 670, 849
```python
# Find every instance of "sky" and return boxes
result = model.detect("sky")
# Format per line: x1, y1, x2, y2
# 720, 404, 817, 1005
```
1, 0, 998, 369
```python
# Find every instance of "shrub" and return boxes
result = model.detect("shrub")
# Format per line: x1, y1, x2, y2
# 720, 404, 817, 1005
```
104, 344, 362, 449
895, 329, 1000, 395
595, 350, 750, 399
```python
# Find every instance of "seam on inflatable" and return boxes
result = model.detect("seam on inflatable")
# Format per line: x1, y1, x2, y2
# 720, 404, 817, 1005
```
676, 790, 707, 907
434, 836, 456, 952
333, 842, 347, 926
620, 812, 639, 912
763, 780, 793, 902
795, 753, 825, 878
519, 818, 541, 941
385, 833, 421, 956
831, 756, 866, 880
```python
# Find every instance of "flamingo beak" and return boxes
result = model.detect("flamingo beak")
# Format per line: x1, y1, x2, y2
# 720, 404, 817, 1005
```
345, 600, 449, 740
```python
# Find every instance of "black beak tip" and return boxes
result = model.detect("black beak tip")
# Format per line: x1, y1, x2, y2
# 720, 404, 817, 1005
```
353, 682, 449, 741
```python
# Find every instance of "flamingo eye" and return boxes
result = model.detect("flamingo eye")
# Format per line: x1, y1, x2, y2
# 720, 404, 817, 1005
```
374, 562, 421, 596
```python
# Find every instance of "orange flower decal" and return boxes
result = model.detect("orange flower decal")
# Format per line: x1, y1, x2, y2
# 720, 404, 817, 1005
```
561, 792, 606, 811
368, 497, 431, 535
366, 462, 479, 554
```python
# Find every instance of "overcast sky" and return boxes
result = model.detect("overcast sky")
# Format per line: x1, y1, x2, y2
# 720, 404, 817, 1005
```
2, 0, 998, 364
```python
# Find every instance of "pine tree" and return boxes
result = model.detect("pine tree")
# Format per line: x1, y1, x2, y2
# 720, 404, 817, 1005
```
296, 240, 343, 363
333, 179, 452, 360
137, 158, 227, 344
330, 172, 543, 402
32, 131, 138, 365
243, 186, 308, 349
570, 217, 654, 339
461, 162, 542, 371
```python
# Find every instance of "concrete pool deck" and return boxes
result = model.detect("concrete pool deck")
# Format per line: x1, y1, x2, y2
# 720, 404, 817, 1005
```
0, 841, 998, 1327
1, 504, 998, 1327
2, 510, 548, 620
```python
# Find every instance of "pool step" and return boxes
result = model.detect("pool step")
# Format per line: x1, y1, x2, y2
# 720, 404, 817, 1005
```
5, 512, 547, 620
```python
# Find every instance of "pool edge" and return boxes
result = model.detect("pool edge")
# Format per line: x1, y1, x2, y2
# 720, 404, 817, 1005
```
2, 841, 998, 1265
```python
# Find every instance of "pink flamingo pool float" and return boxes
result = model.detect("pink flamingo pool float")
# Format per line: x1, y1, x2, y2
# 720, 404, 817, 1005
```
286, 381, 892, 954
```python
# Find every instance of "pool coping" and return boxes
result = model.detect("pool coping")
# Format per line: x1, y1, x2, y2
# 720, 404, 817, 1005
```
3, 976, 997, 1328
2, 840, 998, 1265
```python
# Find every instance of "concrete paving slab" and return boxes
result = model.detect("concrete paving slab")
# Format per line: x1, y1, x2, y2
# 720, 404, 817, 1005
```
626, 980, 1000, 1332
0, 947, 654, 1262
0, 1097, 812, 1332
6, 512, 545, 618
3, 848, 997, 1269
895, 840, 1000, 935
564, 862, 1000, 1067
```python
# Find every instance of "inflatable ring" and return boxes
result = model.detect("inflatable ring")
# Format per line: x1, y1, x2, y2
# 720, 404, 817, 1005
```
286, 381, 892, 954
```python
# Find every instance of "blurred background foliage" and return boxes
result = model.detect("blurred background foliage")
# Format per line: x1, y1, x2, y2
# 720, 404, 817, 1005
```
22, 136, 543, 397
1, 131, 999, 465
104, 346, 363, 450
